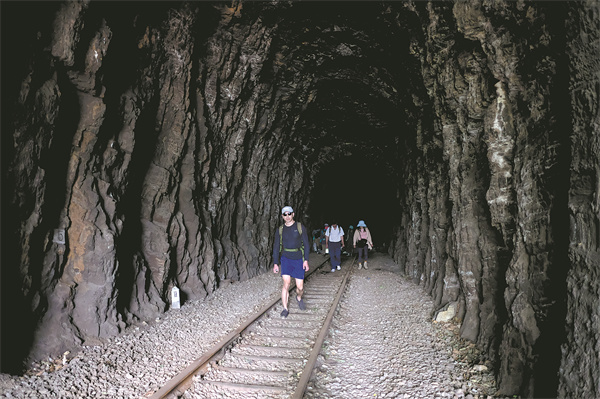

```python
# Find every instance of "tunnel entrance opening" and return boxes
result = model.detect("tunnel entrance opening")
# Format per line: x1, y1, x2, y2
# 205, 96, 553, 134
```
307, 155, 399, 249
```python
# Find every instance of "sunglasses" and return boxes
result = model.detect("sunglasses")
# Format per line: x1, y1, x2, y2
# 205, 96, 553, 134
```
282, 212, 293, 216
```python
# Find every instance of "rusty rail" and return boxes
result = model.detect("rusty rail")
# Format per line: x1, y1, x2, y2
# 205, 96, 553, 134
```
150, 256, 340, 398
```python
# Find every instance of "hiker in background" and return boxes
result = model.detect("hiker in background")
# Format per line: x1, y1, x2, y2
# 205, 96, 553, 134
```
347, 225, 355, 243
273, 206, 310, 318
320, 223, 329, 253
311, 228, 321, 253
325, 221, 344, 272
344, 224, 355, 256
353, 220, 373, 269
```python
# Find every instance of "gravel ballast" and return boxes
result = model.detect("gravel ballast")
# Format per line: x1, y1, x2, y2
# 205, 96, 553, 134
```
0, 253, 500, 398
305, 256, 497, 398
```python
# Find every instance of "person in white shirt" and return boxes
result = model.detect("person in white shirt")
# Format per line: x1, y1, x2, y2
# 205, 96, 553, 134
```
325, 221, 345, 272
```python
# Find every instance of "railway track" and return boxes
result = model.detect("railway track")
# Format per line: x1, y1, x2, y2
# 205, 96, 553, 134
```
149, 256, 354, 399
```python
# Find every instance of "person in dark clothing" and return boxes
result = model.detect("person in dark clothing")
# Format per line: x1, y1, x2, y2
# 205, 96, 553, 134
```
320, 223, 329, 253
311, 228, 322, 253
325, 221, 344, 272
273, 206, 310, 318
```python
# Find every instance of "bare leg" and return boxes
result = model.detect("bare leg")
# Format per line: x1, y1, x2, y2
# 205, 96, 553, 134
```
282, 275, 291, 310
295, 278, 304, 301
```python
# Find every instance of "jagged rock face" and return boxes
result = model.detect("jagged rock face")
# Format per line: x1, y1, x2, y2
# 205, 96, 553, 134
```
2, 1, 598, 398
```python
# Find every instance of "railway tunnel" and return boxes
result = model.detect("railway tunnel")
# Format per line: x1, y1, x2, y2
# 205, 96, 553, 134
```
1, 1, 598, 398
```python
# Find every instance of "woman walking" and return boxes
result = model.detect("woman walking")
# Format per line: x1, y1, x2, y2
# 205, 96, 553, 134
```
353, 220, 374, 269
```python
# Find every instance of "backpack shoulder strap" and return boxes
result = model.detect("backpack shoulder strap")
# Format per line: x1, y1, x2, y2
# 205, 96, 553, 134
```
279, 225, 283, 252
297, 222, 304, 259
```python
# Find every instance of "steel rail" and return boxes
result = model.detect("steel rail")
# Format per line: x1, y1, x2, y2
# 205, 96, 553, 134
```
292, 255, 355, 398
149, 258, 331, 399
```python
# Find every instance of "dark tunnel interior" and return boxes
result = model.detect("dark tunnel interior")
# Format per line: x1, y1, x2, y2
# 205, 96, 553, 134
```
307, 156, 399, 248
281, 2, 410, 247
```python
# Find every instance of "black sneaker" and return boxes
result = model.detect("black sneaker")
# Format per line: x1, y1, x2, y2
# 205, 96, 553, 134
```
297, 298, 306, 311
280, 309, 289, 318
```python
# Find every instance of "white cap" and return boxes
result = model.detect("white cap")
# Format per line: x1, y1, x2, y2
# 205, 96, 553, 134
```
357, 220, 366, 227
281, 206, 294, 214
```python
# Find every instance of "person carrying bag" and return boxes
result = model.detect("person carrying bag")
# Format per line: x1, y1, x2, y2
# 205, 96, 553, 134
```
353, 220, 373, 269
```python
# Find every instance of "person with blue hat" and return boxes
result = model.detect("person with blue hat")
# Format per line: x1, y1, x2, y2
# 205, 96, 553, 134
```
353, 220, 373, 269
272, 206, 310, 318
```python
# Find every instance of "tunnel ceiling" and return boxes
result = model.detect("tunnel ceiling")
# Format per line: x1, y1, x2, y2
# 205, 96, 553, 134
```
253, 1, 419, 170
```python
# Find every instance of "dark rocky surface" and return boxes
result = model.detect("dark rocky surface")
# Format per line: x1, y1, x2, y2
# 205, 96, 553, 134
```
1, 1, 598, 398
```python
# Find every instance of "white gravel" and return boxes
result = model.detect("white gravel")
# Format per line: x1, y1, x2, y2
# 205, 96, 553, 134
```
0, 253, 499, 398
306, 256, 485, 398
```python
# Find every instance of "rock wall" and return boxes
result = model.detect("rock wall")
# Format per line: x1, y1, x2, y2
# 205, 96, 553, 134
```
2, 1, 598, 398
3, 0, 315, 370
388, 2, 599, 398
559, 2, 600, 397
